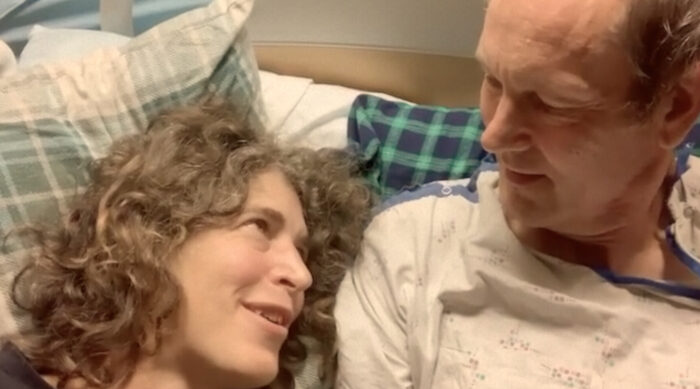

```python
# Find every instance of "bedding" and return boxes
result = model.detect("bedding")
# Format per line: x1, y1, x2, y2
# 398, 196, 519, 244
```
16, 25, 380, 151
16, 26, 313, 134
0, 0, 261, 337
0, 38, 14, 75
349, 94, 487, 198
0, 0, 209, 55
0, 0, 23, 20
18, 25, 129, 67
277, 83, 404, 150
258, 70, 313, 132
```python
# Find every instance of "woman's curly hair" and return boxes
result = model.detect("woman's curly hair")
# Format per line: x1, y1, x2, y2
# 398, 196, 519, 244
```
9, 99, 373, 388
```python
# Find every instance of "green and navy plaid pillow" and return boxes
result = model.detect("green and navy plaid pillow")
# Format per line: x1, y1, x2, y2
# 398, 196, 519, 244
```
686, 121, 700, 156
348, 94, 487, 198
349, 94, 700, 199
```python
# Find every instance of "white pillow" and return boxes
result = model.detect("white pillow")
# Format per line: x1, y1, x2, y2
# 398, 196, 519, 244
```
0, 0, 24, 20
17, 26, 313, 136
16, 24, 407, 153
18, 24, 130, 68
279, 83, 407, 149
0, 38, 16, 75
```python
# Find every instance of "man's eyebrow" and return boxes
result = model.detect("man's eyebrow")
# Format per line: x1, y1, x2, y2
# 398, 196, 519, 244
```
473, 48, 600, 103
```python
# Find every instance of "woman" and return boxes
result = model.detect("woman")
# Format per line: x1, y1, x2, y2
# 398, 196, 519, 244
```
0, 99, 372, 389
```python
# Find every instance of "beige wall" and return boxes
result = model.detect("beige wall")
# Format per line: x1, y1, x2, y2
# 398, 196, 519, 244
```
248, 0, 485, 58
249, 1, 486, 107
254, 45, 484, 108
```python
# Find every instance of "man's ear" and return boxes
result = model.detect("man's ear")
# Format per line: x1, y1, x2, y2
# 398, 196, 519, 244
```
659, 62, 700, 149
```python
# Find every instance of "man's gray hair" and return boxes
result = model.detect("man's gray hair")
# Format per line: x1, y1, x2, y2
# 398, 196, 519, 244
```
625, 0, 700, 114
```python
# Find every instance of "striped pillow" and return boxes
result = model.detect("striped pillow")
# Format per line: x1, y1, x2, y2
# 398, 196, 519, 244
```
0, 0, 263, 336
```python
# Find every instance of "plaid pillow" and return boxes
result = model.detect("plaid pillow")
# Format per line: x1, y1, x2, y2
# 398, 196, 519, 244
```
0, 0, 262, 336
348, 94, 487, 198
349, 94, 700, 199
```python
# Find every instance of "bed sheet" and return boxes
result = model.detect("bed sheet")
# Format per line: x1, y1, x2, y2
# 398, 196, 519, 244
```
276, 83, 405, 150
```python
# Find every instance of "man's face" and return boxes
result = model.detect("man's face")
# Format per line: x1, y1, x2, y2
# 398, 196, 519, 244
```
477, 0, 670, 237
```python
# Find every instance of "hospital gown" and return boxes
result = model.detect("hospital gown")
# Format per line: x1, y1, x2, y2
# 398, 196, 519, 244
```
335, 157, 700, 389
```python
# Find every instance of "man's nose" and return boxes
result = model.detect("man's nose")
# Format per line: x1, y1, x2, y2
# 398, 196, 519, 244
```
480, 96, 531, 154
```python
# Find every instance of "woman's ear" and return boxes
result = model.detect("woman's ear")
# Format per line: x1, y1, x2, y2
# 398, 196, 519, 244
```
659, 62, 700, 149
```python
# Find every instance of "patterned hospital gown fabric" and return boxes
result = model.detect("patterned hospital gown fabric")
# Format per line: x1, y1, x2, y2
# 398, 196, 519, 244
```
335, 154, 700, 389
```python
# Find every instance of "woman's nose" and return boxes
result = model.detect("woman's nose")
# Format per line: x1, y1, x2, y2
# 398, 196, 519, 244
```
273, 243, 313, 293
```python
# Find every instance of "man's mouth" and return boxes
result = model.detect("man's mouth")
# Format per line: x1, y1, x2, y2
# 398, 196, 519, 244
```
503, 168, 546, 185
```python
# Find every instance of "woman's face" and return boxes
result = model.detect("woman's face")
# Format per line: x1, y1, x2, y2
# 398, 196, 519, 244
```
164, 168, 312, 388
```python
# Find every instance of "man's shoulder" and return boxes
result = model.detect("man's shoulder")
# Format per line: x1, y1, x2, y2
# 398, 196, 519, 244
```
369, 180, 473, 232
375, 156, 500, 216
378, 178, 479, 213
368, 172, 500, 234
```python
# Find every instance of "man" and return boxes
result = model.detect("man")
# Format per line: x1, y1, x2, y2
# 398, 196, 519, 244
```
335, 0, 700, 388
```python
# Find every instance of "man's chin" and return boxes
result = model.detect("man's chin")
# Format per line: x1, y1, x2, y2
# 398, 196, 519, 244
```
499, 185, 555, 228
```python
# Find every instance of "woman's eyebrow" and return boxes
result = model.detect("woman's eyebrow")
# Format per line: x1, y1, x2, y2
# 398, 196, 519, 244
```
248, 206, 309, 243
247, 207, 285, 225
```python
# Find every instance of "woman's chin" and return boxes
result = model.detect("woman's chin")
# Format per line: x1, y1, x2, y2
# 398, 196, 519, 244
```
218, 349, 280, 388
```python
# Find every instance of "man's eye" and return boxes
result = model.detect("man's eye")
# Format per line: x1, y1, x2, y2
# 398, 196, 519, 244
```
531, 94, 568, 115
534, 98, 555, 112
485, 75, 502, 89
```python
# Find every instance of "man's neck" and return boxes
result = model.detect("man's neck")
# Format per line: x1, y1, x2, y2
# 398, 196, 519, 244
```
509, 168, 693, 280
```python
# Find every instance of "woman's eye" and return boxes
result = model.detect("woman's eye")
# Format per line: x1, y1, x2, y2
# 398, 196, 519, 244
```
248, 218, 270, 234
296, 246, 309, 261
